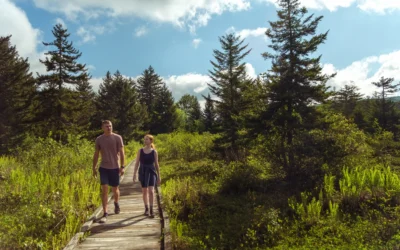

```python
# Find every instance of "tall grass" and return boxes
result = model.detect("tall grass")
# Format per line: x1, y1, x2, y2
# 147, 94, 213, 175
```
0, 135, 139, 249
156, 132, 217, 162
158, 131, 400, 249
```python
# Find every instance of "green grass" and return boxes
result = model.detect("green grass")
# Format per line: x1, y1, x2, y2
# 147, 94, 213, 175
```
0, 135, 140, 249
157, 132, 400, 250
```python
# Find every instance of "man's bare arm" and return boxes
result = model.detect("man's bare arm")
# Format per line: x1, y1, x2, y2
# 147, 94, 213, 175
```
120, 146, 125, 167
93, 149, 100, 177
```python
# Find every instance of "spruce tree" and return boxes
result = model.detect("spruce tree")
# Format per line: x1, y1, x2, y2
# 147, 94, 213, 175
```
202, 93, 216, 133
137, 66, 163, 132
94, 71, 146, 141
0, 36, 36, 154
371, 76, 400, 135
35, 24, 93, 141
262, 0, 333, 180
152, 83, 177, 134
332, 83, 363, 119
207, 33, 252, 157
177, 94, 202, 132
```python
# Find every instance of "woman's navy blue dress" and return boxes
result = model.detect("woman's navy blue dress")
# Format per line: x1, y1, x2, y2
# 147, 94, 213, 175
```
138, 149, 157, 187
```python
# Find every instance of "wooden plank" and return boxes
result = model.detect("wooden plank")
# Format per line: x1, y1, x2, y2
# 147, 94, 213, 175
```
69, 162, 162, 250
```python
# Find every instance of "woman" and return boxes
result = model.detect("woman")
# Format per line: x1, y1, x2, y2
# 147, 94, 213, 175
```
133, 134, 161, 217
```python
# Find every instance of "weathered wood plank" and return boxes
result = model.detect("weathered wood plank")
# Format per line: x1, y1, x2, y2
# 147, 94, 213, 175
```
70, 161, 162, 250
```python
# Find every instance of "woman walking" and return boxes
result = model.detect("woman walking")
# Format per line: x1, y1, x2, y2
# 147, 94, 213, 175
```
133, 134, 161, 218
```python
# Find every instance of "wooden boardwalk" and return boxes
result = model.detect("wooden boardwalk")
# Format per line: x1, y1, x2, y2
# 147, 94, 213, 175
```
73, 163, 162, 250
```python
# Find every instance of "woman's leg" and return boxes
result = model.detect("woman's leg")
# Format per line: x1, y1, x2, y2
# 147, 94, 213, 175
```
142, 187, 149, 215
148, 186, 155, 217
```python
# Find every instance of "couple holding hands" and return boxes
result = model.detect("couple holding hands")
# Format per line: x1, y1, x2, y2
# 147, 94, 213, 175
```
92, 120, 161, 223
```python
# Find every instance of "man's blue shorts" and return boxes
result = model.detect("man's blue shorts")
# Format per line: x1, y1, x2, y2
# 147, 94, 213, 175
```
99, 167, 120, 187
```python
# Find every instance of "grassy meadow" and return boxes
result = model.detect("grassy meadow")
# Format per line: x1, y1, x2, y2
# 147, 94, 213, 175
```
0, 135, 141, 249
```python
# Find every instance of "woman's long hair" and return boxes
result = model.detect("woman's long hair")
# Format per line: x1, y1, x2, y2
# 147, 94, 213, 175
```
145, 134, 156, 149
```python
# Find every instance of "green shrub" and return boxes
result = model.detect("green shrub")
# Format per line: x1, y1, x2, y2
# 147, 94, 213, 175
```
0, 135, 140, 249
156, 132, 217, 162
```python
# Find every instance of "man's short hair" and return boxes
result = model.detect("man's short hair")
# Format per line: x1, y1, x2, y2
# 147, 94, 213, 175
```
102, 120, 112, 126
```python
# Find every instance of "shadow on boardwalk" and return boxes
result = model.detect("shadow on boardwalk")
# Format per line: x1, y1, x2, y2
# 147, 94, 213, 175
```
73, 163, 162, 250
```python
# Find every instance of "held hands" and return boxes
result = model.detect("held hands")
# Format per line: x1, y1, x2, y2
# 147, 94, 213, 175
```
133, 174, 137, 183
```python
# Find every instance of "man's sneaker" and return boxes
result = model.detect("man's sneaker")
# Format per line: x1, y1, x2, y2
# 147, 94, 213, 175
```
99, 213, 108, 223
114, 202, 120, 214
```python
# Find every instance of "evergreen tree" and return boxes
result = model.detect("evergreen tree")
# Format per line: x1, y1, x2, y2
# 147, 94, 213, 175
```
202, 93, 216, 133
137, 66, 163, 132
177, 94, 202, 132
35, 24, 93, 141
207, 33, 252, 158
0, 36, 36, 154
371, 76, 400, 136
332, 83, 363, 119
261, 0, 333, 180
94, 71, 146, 141
151, 84, 177, 134
174, 108, 187, 131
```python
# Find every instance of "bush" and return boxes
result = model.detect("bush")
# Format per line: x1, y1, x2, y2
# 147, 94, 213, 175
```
156, 132, 217, 162
0, 134, 140, 249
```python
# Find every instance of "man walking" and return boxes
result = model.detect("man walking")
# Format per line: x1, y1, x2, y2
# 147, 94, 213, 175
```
93, 120, 125, 223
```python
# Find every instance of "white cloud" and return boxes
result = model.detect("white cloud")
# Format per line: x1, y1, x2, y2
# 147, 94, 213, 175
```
32, 0, 251, 32
245, 63, 257, 79
164, 73, 211, 100
55, 17, 66, 28
261, 0, 400, 13
192, 38, 202, 48
90, 77, 103, 93
0, 0, 46, 74
323, 50, 400, 97
226, 26, 268, 42
77, 27, 95, 43
134, 26, 148, 37
76, 25, 107, 43
237, 27, 267, 39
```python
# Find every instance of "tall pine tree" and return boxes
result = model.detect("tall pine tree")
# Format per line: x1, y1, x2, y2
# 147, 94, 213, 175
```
35, 24, 94, 141
202, 93, 216, 133
94, 71, 146, 141
151, 84, 177, 134
208, 33, 252, 158
0, 36, 36, 154
262, 0, 333, 180
332, 83, 363, 119
137, 66, 163, 132
371, 76, 400, 136
177, 94, 202, 132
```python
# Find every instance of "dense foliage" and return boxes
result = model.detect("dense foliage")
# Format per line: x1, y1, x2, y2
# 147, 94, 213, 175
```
1, 0, 400, 249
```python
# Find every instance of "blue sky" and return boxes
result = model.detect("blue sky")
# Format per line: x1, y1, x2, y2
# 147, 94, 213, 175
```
1, 0, 400, 105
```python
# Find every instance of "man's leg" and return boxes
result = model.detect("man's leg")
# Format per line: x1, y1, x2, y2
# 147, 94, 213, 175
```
112, 186, 120, 203
101, 185, 109, 213
110, 168, 121, 214
99, 167, 110, 222
112, 186, 120, 214
98, 184, 109, 223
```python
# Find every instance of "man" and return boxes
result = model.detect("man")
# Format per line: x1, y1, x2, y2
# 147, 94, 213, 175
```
93, 120, 125, 223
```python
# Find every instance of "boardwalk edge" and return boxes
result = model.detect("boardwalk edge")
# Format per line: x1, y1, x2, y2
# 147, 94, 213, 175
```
63, 160, 133, 250
156, 183, 172, 250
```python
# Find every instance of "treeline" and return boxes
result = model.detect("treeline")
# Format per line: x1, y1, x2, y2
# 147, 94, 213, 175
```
0, 24, 211, 154
2, 0, 400, 181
